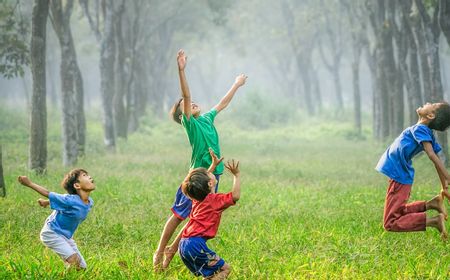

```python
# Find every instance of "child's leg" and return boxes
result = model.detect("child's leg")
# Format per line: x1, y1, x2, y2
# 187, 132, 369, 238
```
153, 214, 183, 270
162, 223, 184, 269
66, 238, 87, 269
384, 181, 426, 231
40, 224, 84, 269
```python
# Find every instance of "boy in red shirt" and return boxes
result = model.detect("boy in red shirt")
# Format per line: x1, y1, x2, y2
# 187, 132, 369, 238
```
179, 157, 241, 279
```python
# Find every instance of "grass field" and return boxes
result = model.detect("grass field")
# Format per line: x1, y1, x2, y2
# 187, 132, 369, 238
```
1, 108, 450, 279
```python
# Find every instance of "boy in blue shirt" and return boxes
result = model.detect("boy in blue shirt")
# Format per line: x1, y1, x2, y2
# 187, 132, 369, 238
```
18, 169, 95, 269
376, 102, 450, 239
153, 49, 247, 271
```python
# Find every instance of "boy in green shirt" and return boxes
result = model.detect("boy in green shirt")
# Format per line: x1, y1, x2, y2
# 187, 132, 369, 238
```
153, 49, 247, 271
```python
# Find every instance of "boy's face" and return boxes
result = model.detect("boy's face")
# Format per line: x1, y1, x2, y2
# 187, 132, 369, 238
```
75, 172, 96, 192
180, 100, 201, 117
416, 102, 442, 119
207, 172, 217, 193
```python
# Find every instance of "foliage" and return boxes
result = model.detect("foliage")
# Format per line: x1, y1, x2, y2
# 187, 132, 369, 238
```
0, 0, 29, 79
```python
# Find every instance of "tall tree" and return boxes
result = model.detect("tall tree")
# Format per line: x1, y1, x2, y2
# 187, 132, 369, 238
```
400, 0, 423, 124
29, 0, 49, 174
50, 0, 86, 166
80, 0, 116, 150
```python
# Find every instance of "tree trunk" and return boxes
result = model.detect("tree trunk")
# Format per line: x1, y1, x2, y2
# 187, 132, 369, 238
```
29, 0, 49, 174
113, 1, 127, 138
100, 2, 116, 150
0, 145, 5, 197
50, 0, 85, 165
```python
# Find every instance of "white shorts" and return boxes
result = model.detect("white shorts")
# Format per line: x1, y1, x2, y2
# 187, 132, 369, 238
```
40, 223, 87, 268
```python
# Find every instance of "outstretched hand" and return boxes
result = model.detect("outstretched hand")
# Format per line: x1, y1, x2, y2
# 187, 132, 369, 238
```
177, 49, 187, 71
225, 159, 240, 176
234, 74, 247, 87
18, 176, 32, 187
209, 148, 224, 167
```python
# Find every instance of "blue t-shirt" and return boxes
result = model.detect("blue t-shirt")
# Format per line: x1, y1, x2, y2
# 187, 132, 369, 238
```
375, 124, 441, 185
46, 192, 93, 239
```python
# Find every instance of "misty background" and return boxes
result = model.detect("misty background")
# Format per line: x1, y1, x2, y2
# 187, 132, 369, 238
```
1, 0, 450, 171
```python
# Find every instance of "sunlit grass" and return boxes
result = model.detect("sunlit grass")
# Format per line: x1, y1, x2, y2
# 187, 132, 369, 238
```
1, 108, 450, 279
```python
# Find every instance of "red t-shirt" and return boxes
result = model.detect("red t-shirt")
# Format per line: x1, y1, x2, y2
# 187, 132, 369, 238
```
182, 192, 235, 239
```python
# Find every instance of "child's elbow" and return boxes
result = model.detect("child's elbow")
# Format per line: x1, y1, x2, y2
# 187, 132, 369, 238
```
232, 194, 240, 202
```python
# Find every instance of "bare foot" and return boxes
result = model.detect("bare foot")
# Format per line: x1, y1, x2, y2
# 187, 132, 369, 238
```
153, 251, 164, 272
162, 246, 177, 269
437, 214, 448, 241
427, 194, 448, 220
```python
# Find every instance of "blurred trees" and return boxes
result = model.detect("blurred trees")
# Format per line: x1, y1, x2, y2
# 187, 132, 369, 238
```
2, 0, 450, 168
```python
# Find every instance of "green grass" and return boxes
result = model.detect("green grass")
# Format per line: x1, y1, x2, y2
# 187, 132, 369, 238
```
1, 108, 450, 279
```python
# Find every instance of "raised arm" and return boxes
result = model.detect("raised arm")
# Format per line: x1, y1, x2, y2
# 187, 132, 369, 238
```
213, 74, 247, 114
225, 159, 241, 202
177, 50, 192, 119
423, 142, 450, 194
17, 176, 50, 197
207, 148, 224, 173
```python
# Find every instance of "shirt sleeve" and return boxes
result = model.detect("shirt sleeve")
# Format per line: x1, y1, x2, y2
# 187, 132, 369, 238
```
212, 192, 236, 211
202, 109, 217, 123
412, 125, 441, 153
48, 192, 71, 211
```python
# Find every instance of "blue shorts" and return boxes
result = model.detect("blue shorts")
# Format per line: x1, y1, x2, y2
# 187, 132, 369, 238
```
179, 237, 225, 277
171, 174, 220, 220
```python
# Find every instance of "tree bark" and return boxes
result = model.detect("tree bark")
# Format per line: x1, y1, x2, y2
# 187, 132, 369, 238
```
29, 0, 49, 174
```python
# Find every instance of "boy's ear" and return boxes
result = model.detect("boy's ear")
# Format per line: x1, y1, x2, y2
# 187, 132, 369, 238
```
74, 182, 81, 190
179, 114, 182, 121
427, 112, 436, 120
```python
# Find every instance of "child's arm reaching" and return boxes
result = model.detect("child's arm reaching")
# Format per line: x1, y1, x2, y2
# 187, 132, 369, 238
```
177, 49, 192, 120
207, 148, 224, 173
225, 159, 240, 202
17, 176, 50, 197
213, 74, 247, 114
423, 142, 450, 198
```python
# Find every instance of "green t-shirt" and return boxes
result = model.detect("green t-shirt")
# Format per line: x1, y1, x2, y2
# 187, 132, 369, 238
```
181, 109, 223, 174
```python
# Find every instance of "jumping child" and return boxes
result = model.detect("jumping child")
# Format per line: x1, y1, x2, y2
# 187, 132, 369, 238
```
18, 169, 95, 269
376, 102, 450, 239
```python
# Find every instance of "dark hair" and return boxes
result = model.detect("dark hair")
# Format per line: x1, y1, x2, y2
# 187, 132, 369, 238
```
170, 98, 183, 124
181, 168, 211, 201
61, 168, 88, 195
429, 102, 450, 131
